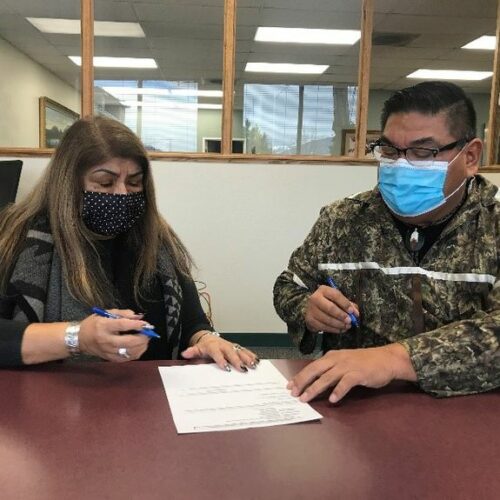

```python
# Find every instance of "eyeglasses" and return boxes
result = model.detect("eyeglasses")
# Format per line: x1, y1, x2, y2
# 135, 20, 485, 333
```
369, 138, 469, 167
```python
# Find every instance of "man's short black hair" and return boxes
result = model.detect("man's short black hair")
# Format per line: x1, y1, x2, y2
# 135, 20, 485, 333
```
381, 81, 476, 140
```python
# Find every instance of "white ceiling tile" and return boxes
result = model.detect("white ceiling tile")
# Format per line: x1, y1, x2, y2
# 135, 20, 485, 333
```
374, 14, 495, 35
3, 0, 80, 18
256, 8, 361, 30
43, 34, 81, 48
150, 38, 221, 54
372, 46, 449, 59
94, 2, 138, 22
94, 38, 149, 51
133, 4, 223, 24
386, 0, 497, 18
235, 8, 261, 27
247, 44, 356, 58
129, 0, 223, 4
93, 47, 154, 57
142, 22, 222, 39
404, 34, 480, 49
241, 0, 362, 12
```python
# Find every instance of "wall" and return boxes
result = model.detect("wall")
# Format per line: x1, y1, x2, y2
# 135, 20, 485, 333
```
11, 158, 500, 334
0, 36, 80, 148
197, 109, 244, 152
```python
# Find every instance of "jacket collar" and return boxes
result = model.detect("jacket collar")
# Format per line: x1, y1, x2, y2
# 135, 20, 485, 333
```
356, 174, 498, 232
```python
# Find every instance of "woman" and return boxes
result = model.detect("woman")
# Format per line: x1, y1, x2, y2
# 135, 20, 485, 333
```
0, 116, 257, 370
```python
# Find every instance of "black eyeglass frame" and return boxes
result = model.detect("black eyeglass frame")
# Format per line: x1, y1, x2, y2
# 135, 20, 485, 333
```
369, 138, 470, 161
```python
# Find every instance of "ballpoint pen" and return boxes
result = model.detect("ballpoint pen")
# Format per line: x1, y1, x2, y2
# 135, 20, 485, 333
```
91, 307, 161, 338
325, 277, 359, 327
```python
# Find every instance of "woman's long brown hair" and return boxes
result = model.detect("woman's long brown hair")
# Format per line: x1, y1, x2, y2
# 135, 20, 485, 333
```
0, 116, 193, 306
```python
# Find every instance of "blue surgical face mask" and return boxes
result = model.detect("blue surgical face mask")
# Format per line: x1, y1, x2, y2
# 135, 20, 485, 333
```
378, 156, 466, 218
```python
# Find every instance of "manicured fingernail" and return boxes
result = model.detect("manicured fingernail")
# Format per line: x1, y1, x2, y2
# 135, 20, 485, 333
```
240, 365, 248, 372
249, 361, 257, 369
143, 323, 155, 329
329, 394, 338, 403
224, 363, 231, 372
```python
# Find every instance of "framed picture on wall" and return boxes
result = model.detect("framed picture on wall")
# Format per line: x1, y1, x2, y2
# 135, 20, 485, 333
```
341, 129, 381, 158
39, 97, 79, 148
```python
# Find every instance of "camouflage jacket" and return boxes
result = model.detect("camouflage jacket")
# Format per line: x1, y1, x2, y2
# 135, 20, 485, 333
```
273, 175, 500, 397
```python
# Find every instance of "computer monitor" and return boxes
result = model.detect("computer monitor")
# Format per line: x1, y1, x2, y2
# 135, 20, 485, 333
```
0, 160, 22, 211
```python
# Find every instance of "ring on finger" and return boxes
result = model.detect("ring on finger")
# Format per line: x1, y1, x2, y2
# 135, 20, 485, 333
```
232, 343, 243, 351
118, 347, 131, 359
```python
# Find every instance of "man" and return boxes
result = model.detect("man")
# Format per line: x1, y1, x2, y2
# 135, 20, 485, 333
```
273, 81, 500, 403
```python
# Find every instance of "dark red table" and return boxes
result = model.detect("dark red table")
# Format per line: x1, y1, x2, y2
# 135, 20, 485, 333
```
0, 360, 499, 499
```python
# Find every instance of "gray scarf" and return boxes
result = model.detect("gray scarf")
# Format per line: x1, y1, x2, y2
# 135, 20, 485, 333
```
8, 218, 183, 358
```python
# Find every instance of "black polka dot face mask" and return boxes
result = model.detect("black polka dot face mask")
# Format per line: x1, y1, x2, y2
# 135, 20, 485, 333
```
82, 191, 146, 236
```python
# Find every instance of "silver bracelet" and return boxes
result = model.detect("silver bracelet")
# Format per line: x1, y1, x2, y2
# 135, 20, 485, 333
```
64, 321, 81, 356
194, 330, 221, 345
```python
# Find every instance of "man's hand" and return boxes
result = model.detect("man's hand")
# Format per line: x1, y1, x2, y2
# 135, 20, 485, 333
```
305, 285, 360, 334
287, 343, 417, 403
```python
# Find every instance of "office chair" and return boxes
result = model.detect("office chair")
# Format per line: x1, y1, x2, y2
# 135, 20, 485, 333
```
0, 160, 23, 211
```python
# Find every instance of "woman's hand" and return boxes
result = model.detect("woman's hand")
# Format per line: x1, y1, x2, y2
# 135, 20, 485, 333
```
78, 309, 150, 362
181, 331, 259, 372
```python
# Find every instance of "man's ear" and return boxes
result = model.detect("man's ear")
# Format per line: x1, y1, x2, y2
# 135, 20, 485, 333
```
464, 138, 482, 175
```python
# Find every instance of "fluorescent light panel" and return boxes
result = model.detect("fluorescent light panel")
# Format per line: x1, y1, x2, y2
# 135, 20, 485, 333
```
255, 27, 360, 45
27, 17, 145, 37
101, 87, 222, 98
69, 56, 157, 69
245, 62, 328, 74
462, 35, 496, 50
407, 69, 493, 81
122, 100, 222, 110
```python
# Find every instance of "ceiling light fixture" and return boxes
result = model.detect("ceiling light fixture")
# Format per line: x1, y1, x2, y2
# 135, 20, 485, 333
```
245, 62, 328, 74
255, 27, 360, 45
407, 69, 493, 81
69, 56, 157, 68
462, 36, 496, 50
27, 18, 145, 37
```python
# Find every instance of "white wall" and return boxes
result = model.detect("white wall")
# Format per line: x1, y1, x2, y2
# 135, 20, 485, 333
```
197, 110, 244, 152
0, 37, 80, 147
12, 158, 500, 334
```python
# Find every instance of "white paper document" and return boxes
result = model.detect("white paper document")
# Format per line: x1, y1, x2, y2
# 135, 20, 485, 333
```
158, 360, 323, 434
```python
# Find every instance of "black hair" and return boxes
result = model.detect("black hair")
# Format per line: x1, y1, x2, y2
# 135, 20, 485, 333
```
381, 81, 476, 140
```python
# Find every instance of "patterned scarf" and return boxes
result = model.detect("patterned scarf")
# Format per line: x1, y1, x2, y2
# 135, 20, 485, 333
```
7, 217, 183, 357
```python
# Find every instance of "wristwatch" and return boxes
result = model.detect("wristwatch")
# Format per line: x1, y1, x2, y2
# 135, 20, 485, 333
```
64, 321, 81, 356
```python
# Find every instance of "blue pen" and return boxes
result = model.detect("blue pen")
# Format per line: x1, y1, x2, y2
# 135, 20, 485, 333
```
91, 307, 160, 339
325, 277, 359, 328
